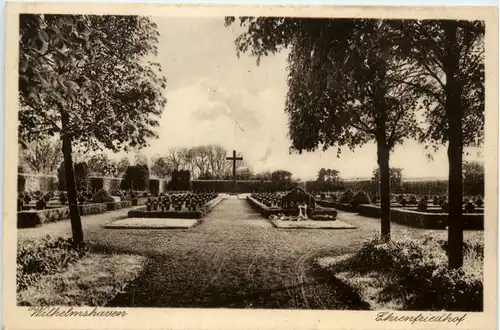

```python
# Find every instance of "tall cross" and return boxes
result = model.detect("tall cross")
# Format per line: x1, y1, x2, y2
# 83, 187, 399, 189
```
226, 150, 243, 192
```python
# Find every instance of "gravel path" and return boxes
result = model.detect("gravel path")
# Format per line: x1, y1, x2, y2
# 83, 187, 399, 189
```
20, 197, 482, 309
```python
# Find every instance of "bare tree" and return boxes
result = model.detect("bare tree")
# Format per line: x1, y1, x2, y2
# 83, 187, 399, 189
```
206, 145, 231, 178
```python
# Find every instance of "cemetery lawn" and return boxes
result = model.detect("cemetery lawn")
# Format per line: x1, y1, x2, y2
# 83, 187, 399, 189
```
18, 198, 483, 309
18, 253, 146, 306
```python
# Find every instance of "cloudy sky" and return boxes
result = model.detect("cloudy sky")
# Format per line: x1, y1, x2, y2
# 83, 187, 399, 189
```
114, 16, 482, 181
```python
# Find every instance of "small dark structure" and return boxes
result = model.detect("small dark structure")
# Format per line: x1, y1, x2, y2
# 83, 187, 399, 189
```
281, 187, 316, 216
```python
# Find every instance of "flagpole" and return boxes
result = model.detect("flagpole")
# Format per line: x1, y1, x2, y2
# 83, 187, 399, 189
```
233, 120, 237, 151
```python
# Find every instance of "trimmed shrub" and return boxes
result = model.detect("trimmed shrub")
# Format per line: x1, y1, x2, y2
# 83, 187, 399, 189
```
349, 190, 371, 208
91, 188, 114, 203
121, 165, 150, 191
18, 173, 26, 192
74, 162, 91, 192
106, 200, 133, 211
357, 204, 484, 230
18, 203, 108, 228
339, 189, 354, 204
131, 197, 149, 206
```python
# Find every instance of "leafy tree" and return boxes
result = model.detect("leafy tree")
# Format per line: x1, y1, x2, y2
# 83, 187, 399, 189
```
19, 14, 167, 245
121, 164, 150, 191
116, 157, 131, 176
134, 152, 149, 166
390, 20, 484, 268
372, 167, 403, 193
150, 155, 173, 178
87, 153, 118, 177
227, 18, 419, 241
462, 161, 484, 197
255, 171, 272, 180
318, 168, 327, 181
21, 138, 63, 174
235, 167, 254, 180
271, 170, 292, 182
318, 168, 340, 182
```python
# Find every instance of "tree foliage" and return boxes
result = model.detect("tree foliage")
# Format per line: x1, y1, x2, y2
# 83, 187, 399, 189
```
86, 153, 119, 177
317, 168, 340, 182
19, 14, 167, 244
372, 167, 403, 192
150, 155, 173, 178
19, 14, 167, 152
462, 161, 484, 197
271, 170, 292, 182
389, 20, 485, 149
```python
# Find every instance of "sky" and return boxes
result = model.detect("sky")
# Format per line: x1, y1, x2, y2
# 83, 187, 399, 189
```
110, 17, 482, 181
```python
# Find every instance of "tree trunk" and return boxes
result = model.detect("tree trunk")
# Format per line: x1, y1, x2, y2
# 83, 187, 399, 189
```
377, 137, 391, 242
444, 22, 463, 269
61, 112, 84, 246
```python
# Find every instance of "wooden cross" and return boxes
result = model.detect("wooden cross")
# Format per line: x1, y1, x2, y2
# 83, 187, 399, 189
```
226, 150, 243, 191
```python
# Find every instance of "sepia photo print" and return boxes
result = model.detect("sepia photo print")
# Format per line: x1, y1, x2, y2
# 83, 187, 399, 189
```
3, 3, 498, 330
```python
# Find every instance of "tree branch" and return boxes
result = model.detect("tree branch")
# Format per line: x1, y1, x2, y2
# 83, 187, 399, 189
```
390, 78, 445, 106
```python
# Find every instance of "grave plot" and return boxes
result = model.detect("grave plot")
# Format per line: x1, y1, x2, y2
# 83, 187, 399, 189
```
247, 188, 356, 229
105, 192, 222, 229
312, 190, 484, 230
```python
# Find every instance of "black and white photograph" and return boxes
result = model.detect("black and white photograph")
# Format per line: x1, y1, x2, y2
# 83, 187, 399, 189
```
3, 3, 498, 330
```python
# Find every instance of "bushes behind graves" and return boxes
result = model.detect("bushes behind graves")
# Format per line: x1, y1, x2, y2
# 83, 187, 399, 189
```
17, 236, 88, 291
349, 190, 371, 208
191, 180, 297, 193
168, 170, 191, 191
18, 173, 57, 192
18, 171, 26, 192
74, 162, 91, 192
90, 177, 122, 192
352, 236, 483, 311
18, 203, 108, 228
58, 161, 90, 192
149, 179, 160, 195
92, 188, 115, 203
120, 165, 150, 191
339, 189, 354, 204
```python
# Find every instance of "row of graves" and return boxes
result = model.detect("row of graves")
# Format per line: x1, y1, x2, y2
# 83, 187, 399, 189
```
395, 194, 484, 213
145, 192, 218, 212
249, 188, 338, 220
17, 190, 112, 211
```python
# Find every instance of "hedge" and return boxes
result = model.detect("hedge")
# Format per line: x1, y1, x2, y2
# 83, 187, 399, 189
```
18, 203, 108, 228
128, 208, 204, 219
191, 180, 298, 193
106, 200, 133, 211
357, 204, 484, 230
131, 197, 149, 206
